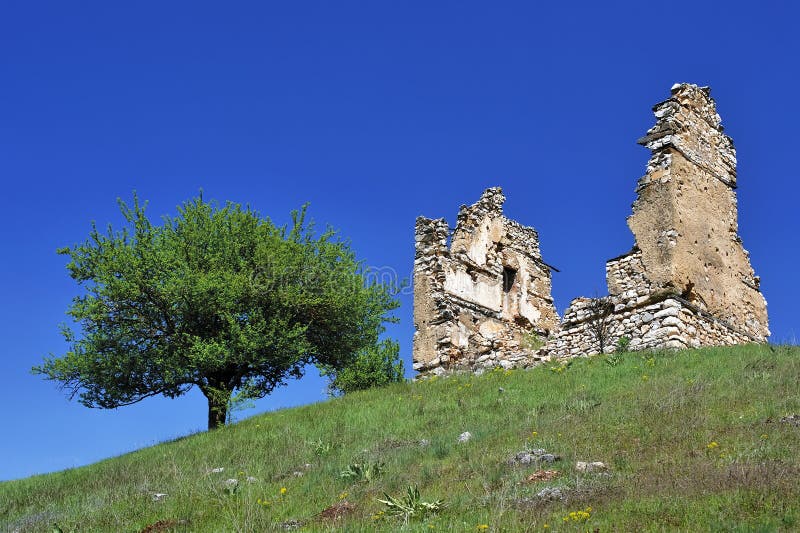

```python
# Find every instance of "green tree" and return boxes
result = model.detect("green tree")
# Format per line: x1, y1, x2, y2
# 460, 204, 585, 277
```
322, 338, 405, 395
33, 194, 398, 429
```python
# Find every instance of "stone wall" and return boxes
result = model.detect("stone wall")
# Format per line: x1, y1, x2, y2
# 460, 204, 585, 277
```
548, 284, 759, 358
412, 187, 559, 376
547, 83, 769, 357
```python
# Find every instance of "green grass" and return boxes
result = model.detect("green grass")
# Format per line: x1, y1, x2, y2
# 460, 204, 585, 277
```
3, 344, 800, 532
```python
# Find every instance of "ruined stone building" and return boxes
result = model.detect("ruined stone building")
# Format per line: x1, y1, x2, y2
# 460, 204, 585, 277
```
413, 188, 559, 376
413, 83, 769, 375
547, 83, 769, 357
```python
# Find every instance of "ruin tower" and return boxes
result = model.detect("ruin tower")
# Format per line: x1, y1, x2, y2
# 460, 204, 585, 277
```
548, 83, 769, 357
413, 188, 559, 376
626, 83, 769, 340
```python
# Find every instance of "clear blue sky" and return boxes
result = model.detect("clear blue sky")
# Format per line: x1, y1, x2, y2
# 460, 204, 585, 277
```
2, 1, 798, 481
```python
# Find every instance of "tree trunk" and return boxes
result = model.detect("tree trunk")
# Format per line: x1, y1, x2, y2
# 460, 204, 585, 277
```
205, 389, 230, 430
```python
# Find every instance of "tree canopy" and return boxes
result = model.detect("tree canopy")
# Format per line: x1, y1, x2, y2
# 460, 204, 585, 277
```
34, 194, 399, 429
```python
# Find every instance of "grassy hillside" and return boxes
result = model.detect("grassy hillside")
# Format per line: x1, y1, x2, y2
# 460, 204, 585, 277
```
3, 344, 800, 532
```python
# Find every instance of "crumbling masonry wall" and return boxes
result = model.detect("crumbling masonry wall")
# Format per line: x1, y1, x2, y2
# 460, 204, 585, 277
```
413, 188, 559, 376
547, 83, 769, 357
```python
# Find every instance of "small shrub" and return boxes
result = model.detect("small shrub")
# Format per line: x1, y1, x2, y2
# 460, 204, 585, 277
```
340, 462, 383, 483
548, 361, 571, 374
377, 486, 445, 523
563, 507, 592, 523
223, 478, 239, 496
310, 439, 336, 456
615, 335, 631, 353
321, 339, 405, 395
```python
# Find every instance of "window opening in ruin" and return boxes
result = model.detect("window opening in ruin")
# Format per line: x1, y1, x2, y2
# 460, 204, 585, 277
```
502, 266, 517, 293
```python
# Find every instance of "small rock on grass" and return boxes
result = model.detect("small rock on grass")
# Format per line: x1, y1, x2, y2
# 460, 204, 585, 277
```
575, 461, 607, 473
535, 486, 564, 501
507, 449, 561, 466
458, 431, 473, 443
780, 414, 800, 427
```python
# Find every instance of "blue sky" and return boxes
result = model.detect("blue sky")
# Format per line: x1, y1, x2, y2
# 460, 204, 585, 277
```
2, 1, 798, 481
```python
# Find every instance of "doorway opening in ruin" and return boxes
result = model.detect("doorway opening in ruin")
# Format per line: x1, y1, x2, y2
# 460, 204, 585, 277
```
502, 266, 517, 293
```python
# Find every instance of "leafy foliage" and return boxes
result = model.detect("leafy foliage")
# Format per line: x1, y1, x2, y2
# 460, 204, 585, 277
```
604, 352, 623, 367
322, 338, 405, 395
377, 486, 445, 523
339, 461, 383, 483
33, 194, 399, 428
615, 335, 631, 353
309, 438, 337, 457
